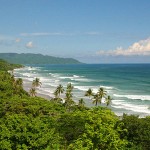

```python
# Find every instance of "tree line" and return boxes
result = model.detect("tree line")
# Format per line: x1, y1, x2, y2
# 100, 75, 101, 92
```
28, 77, 112, 108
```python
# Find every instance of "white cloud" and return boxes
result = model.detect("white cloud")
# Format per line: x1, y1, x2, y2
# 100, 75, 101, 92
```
21, 32, 63, 37
20, 32, 103, 37
26, 41, 34, 48
96, 38, 150, 56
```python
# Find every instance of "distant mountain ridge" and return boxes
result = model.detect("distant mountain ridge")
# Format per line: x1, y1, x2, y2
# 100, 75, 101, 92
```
0, 53, 82, 64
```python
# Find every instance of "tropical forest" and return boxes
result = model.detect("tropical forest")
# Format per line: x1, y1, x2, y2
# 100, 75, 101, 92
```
0, 59, 150, 150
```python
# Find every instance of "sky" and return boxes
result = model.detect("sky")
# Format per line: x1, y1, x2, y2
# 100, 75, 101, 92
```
0, 0, 150, 63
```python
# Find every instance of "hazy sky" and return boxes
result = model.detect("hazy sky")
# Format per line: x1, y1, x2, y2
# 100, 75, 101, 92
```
0, 0, 150, 63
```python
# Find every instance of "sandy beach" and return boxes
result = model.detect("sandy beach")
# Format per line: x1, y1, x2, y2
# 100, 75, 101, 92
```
21, 78, 53, 100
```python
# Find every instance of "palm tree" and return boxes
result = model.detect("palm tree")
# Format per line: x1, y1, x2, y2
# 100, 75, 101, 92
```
66, 83, 74, 93
14, 78, 23, 92
78, 98, 85, 107
11, 69, 14, 75
98, 87, 107, 99
15, 78, 23, 87
85, 88, 93, 98
54, 84, 64, 98
65, 91, 73, 99
64, 93, 75, 109
11, 75, 15, 83
105, 95, 112, 106
29, 87, 37, 97
32, 77, 42, 88
54, 90, 59, 98
11, 75, 16, 87
64, 83, 75, 110
92, 94, 101, 106
12, 78, 23, 95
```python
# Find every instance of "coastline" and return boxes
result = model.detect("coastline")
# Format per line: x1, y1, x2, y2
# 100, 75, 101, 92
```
22, 78, 53, 100
22, 79, 150, 118
13, 65, 150, 118
2, 63, 150, 150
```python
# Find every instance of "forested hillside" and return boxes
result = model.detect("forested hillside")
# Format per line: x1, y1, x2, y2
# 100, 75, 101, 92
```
0, 59, 150, 150
0, 59, 22, 71
0, 53, 82, 64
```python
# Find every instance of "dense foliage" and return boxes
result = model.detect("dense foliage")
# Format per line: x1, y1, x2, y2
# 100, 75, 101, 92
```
0, 59, 150, 149
0, 53, 81, 64
0, 59, 22, 71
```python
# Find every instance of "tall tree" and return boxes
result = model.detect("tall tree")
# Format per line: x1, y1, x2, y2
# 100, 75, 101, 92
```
64, 84, 75, 109
64, 92, 75, 109
65, 92, 73, 99
54, 90, 59, 99
11, 75, 15, 83
14, 78, 23, 94
85, 88, 93, 98
105, 95, 112, 106
78, 98, 85, 107
32, 78, 42, 88
29, 87, 37, 97
92, 94, 101, 106
66, 83, 74, 93
15, 78, 23, 87
98, 87, 107, 99
54, 84, 64, 98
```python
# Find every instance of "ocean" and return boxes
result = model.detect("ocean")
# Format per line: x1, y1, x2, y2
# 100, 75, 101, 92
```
14, 64, 150, 117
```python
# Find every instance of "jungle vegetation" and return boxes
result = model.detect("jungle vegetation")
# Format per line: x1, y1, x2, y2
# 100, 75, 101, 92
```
0, 59, 150, 150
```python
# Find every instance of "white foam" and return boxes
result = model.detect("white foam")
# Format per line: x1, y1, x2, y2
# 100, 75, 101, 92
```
27, 67, 37, 71
73, 75, 80, 78
112, 100, 126, 105
74, 86, 99, 95
23, 77, 34, 82
92, 86, 113, 94
112, 100, 150, 114
71, 78, 92, 82
73, 75, 84, 78
112, 104, 150, 114
14, 68, 21, 71
114, 94, 150, 100
92, 88, 98, 93
100, 86, 114, 90
74, 85, 112, 94
74, 86, 89, 91
59, 76, 73, 79
20, 66, 38, 71
48, 73, 55, 76
59, 75, 91, 82
49, 73, 60, 77
45, 83, 58, 87
40, 77, 51, 82
22, 73, 33, 77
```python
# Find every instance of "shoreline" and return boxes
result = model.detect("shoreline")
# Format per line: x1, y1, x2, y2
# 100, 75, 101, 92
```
22, 79, 53, 100
20, 78, 145, 118
13, 67, 150, 118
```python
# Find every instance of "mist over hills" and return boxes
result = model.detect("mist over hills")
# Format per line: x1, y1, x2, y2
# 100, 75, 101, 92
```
0, 53, 82, 64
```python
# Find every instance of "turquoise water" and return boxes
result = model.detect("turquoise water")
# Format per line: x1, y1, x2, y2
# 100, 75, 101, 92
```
14, 64, 150, 117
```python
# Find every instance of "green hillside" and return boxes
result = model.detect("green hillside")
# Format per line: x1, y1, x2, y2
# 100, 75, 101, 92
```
0, 59, 22, 71
0, 53, 82, 64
